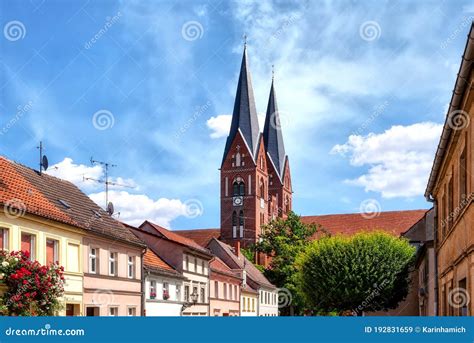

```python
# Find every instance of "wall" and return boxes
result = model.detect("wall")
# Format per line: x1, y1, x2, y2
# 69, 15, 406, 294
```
209, 271, 240, 316
82, 235, 142, 316
258, 287, 279, 316
145, 273, 183, 316
0, 212, 83, 315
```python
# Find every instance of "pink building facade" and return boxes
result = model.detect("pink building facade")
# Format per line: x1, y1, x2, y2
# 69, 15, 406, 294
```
83, 235, 144, 316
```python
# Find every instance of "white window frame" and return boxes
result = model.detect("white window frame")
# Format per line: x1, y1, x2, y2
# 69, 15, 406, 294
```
150, 280, 156, 299
89, 247, 97, 274
21, 232, 36, 260
109, 307, 118, 316
127, 307, 136, 316
46, 238, 59, 264
127, 255, 134, 279
109, 252, 117, 276
0, 228, 9, 251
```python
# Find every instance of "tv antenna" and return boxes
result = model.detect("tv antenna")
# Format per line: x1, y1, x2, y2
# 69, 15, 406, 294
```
37, 141, 49, 175
84, 157, 133, 212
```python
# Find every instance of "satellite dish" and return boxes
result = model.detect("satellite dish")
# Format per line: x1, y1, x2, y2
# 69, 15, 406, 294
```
107, 202, 114, 215
42, 155, 49, 171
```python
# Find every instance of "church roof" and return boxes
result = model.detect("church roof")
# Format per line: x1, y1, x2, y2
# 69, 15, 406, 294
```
301, 209, 428, 237
222, 46, 260, 165
263, 80, 286, 179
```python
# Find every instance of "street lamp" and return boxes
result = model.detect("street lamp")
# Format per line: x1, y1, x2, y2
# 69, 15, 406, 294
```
190, 290, 199, 304
181, 290, 199, 315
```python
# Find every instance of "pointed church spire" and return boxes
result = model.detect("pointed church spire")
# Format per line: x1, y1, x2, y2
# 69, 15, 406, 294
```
263, 76, 286, 179
222, 44, 260, 165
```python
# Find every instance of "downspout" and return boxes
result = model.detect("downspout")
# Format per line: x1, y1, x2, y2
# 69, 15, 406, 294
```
426, 195, 438, 316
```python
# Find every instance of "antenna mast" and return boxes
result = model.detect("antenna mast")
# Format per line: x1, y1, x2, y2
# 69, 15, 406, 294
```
85, 157, 132, 210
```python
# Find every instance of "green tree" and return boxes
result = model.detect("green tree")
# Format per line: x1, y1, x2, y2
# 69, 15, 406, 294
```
254, 211, 320, 315
296, 231, 416, 316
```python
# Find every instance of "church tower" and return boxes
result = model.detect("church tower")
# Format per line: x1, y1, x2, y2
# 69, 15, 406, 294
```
220, 46, 292, 250
263, 77, 292, 219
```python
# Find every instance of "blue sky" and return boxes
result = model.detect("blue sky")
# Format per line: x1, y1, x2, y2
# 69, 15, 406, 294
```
1, 0, 473, 229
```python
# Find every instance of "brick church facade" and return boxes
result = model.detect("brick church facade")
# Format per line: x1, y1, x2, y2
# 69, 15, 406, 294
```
219, 45, 292, 250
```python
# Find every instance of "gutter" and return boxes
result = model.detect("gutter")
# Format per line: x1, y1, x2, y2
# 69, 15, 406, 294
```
425, 23, 474, 200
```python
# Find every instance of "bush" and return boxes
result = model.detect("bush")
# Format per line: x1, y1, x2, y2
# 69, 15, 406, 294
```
0, 251, 65, 316
296, 231, 415, 315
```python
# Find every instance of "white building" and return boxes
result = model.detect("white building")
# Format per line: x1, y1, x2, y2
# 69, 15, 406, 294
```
258, 287, 279, 316
143, 249, 185, 316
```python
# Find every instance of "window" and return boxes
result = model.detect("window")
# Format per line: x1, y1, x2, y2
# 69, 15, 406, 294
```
235, 152, 241, 166
460, 146, 467, 205
185, 255, 189, 270
127, 307, 136, 316
448, 177, 453, 229
109, 252, 117, 276
200, 287, 205, 303
109, 307, 118, 316
150, 280, 156, 299
21, 233, 36, 260
46, 239, 59, 265
127, 256, 135, 278
232, 211, 237, 238
89, 248, 97, 274
194, 257, 198, 273
176, 284, 181, 301
224, 283, 227, 299
459, 278, 468, 316
252, 298, 255, 312
239, 211, 244, 238
202, 260, 205, 274
0, 228, 9, 251
67, 243, 79, 273
163, 282, 169, 300
184, 285, 190, 302
259, 178, 265, 198
230, 283, 233, 300
233, 180, 245, 196
215, 281, 219, 298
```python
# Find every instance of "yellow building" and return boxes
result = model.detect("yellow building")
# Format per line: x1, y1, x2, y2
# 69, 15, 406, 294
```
0, 156, 144, 316
0, 212, 83, 315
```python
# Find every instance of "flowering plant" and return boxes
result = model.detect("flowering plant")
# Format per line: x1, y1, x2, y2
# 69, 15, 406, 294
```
0, 251, 65, 316
150, 291, 157, 299
163, 289, 170, 300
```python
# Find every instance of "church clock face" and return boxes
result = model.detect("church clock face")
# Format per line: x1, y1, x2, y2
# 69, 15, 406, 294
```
233, 196, 243, 206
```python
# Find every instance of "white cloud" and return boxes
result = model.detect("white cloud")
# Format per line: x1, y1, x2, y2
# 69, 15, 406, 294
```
46, 158, 201, 228
206, 114, 231, 138
88, 191, 199, 228
46, 158, 103, 191
331, 122, 442, 198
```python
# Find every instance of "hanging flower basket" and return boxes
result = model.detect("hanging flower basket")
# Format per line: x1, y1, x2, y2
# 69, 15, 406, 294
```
163, 289, 170, 300
150, 292, 156, 299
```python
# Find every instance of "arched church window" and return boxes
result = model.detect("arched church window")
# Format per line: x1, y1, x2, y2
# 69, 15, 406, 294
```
239, 210, 244, 226
232, 211, 237, 226
233, 179, 245, 196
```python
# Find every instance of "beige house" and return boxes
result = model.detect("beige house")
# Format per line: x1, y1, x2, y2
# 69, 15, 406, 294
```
425, 23, 474, 317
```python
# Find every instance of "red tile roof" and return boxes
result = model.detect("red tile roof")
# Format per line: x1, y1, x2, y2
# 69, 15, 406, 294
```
174, 228, 220, 247
0, 156, 144, 246
210, 256, 241, 279
141, 221, 211, 255
301, 209, 428, 237
0, 157, 76, 226
143, 249, 182, 277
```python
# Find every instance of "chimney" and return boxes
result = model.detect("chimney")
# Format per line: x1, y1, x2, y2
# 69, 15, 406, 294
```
234, 240, 241, 258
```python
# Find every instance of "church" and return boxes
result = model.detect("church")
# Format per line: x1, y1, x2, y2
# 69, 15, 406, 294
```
177, 45, 426, 264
